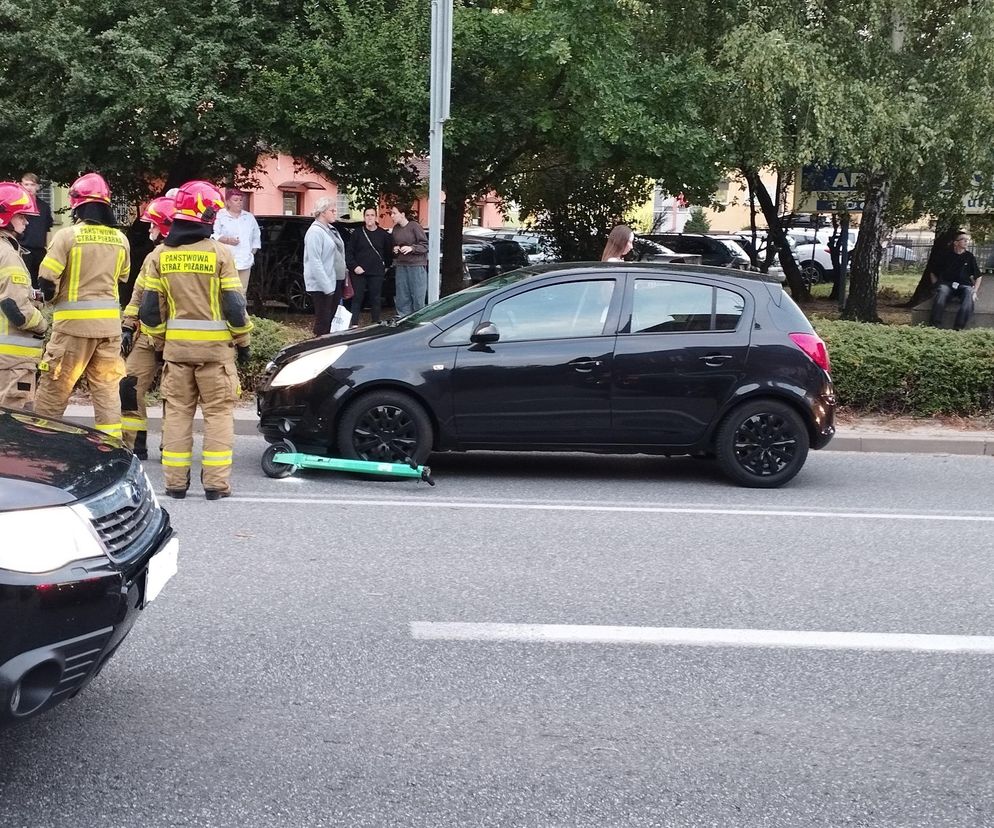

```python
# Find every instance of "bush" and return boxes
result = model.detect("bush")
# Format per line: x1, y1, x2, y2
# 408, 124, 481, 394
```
238, 314, 309, 392
814, 319, 994, 416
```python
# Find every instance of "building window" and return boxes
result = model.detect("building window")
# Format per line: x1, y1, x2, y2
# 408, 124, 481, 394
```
283, 192, 300, 215
37, 180, 54, 208
335, 193, 351, 219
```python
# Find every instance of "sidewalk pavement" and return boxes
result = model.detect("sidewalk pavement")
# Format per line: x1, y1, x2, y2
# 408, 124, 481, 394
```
61, 405, 994, 456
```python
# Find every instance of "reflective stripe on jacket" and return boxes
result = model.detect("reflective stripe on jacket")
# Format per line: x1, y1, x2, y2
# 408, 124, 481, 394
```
39, 223, 129, 338
139, 238, 252, 364
0, 235, 47, 364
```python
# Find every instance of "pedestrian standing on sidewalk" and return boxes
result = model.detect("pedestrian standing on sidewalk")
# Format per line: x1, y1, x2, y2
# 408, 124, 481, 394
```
928, 231, 982, 330
212, 188, 261, 292
0, 182, 48, 409
34, 173, 129, 439
17, 173, 53, 288
303, 197, 347, 336
120, 195, 176, 459
602, 225, 634, 262
389, 206, 428, 316
140, 180, 252, 500
346, 206, 392, 326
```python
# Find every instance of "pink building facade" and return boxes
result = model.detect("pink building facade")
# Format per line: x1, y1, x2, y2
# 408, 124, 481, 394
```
242, 152, 506, 229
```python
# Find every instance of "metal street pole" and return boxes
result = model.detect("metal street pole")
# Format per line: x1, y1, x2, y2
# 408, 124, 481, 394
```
426, 0, 452, 304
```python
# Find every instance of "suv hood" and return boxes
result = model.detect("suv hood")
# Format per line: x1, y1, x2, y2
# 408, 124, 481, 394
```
0, 409, 133, 509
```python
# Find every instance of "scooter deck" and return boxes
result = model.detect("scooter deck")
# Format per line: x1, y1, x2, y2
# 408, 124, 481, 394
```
273, 451, 434, 485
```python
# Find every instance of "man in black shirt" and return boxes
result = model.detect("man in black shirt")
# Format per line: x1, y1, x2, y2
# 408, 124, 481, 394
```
928, 231, 982, 330
346, 206, 393, 325
17, 173, 54, 288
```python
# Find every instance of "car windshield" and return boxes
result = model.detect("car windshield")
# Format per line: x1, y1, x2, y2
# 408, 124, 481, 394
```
402, 270, 536, 324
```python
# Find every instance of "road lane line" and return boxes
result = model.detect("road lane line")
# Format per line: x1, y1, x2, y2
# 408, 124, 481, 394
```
410, 622, 994, 653
230, 495, 994, 523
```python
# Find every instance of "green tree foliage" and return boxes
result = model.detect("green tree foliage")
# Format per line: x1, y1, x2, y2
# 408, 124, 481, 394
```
269, 0, 723, 294
683, 206, 710, 233
0, 0, 295, 197
507, 161, 653, 261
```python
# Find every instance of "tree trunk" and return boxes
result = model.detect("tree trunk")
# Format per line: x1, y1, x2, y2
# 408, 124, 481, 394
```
441, 187, 467, 297
906, 219, 958, 307
744, 167, 808, 299
843, 177, 889, 322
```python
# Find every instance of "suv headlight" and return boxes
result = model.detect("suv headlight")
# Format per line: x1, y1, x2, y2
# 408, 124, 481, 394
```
271, 345, 348, 388
0, 506, 104, 573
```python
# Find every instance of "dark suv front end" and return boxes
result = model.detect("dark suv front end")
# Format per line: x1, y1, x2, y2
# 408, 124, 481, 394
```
0, 409, 177, 726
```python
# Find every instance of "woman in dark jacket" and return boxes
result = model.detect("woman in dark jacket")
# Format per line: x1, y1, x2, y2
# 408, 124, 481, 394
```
346, 207, 393, 325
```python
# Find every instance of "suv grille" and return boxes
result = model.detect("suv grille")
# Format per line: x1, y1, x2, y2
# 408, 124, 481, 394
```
75, 458, 163, 563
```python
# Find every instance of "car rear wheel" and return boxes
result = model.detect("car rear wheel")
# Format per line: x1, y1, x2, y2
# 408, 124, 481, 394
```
799, 261, 825, 286
715, 399, 810, 488
336, 390, 433, 466
288, 277, 314, 313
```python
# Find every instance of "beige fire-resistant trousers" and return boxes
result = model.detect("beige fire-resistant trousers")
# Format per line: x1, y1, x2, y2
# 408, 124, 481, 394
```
0, 364, 37, 410
34, 330, 126, 439
121, 333, 160, 449
160, 360, 239, 494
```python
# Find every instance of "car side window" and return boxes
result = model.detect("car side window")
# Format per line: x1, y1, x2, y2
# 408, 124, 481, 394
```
630, 280, 744, 333
435, 315, 480, 346
714, 288, 745, 330
489, 280, 614, 342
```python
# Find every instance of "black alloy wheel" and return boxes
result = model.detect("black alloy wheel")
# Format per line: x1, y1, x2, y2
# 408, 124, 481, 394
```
287, 277, 314, 313
715, 399, 810, 488
337, 390, 433, 466
799, 261, 825, 286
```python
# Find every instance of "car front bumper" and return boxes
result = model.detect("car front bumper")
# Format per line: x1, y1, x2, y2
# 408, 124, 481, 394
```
0, 517, 175, 726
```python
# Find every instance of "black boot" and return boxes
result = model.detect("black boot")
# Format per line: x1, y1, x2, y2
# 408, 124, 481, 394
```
133, 430, 149, 461
204, 489, 231, 501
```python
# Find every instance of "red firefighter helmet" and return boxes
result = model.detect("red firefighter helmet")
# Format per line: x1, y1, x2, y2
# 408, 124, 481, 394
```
173, 180, 225, 225
68, 172, 112, 209
0, 182, 39, 228
140, 196, 177, 237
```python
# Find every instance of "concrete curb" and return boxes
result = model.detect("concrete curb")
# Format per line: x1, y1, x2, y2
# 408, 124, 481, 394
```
60, 405, 994, 456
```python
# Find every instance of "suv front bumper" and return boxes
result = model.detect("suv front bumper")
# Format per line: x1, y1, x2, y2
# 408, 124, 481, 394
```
0, 518, 175, 726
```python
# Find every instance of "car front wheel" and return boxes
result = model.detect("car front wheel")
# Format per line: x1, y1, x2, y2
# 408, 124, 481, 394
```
336, 390, 433, 465
715, 399, 810, 488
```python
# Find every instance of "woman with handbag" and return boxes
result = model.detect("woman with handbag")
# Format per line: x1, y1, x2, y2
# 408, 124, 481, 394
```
303, 197, 347, 336
346, 206, 393, 325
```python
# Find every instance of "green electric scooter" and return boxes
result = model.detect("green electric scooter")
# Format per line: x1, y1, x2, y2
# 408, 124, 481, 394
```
261, 439, 435, 486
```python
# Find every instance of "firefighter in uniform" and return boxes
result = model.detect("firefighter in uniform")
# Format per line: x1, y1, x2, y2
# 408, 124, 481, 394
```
140, 180, 252, 500
34, 172, 130, 438
0, 182, 48, 409
120, 196, 176, 458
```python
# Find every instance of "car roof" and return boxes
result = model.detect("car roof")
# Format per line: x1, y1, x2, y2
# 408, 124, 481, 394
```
519, 260, 784, 284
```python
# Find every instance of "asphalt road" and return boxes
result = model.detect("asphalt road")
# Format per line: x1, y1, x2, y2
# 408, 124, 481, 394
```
3, 439, 994, 827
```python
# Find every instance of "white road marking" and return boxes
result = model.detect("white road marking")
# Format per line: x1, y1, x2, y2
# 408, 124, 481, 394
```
229, 495, 994, 523
410, 622, 994, 654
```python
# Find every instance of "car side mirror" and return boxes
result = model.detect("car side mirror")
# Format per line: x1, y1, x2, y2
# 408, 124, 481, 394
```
470, 322, 500, 344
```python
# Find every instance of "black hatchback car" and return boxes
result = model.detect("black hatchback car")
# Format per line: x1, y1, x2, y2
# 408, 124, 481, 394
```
0, 409, 176, 726
257, 263, 834, 487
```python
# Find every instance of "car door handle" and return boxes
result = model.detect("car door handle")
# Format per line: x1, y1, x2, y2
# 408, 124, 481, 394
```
699, 353, 734, 367
569, 358, 603, 372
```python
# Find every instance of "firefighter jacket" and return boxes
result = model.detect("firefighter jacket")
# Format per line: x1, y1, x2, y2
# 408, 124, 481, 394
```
39, 223, 130, 338
0, 234, 47, 364
123, 249, 165, 349
139, 238, 253, 364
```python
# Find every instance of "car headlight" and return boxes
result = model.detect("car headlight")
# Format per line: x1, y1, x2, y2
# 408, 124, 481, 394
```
270, 345, 348, 388
0, 506, 104, 574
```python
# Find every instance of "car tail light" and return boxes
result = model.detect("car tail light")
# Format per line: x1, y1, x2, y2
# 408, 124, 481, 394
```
789, 332, 831, 372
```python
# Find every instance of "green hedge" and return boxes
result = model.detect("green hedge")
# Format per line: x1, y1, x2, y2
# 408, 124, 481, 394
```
814, 319, 994, 416
238, 315, 309, 392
